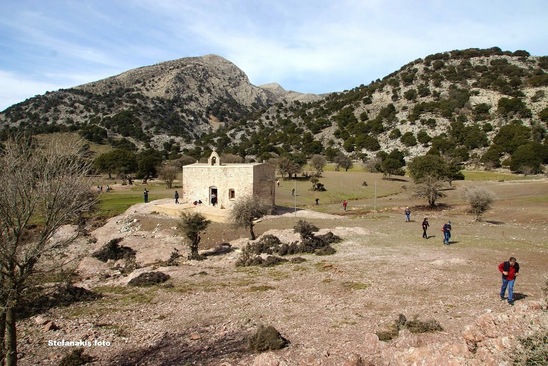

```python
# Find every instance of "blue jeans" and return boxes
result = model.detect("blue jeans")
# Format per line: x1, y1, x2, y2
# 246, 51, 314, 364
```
405, 214, 410, 222
500, 278, 515, 302
443, 231, 451, 244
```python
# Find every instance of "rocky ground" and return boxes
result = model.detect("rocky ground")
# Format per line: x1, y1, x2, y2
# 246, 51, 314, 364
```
17, 179, 548, 365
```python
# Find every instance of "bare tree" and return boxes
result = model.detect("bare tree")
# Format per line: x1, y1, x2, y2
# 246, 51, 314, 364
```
158, 164, 179, 189
277, 157, 301, 179
412, 175, 447, 207
309, 155, 327, 177
229, 195, 270, 240
0, 135, 96, 366
177, 211, 211, 260
464, 187, 496, 221
334, 153, 353, 172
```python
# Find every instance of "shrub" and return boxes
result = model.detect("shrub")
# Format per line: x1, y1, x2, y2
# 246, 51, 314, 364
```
464, 187, 496, 221
92, 238, 136, 262
165, 249, 180, 265
376, 313, 443, 342
248, 325, 289, 352
512, 332, 548, 365
128, 272, 170, 287
406, 318, 443, 333
294, 220, 319, 240
236, 226, 340, 267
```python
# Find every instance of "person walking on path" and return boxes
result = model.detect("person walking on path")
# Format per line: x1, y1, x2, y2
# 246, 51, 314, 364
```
174, 190, 179, 204
405, 207, 411, 222
342, 200, 348, 211
498, 257, 520, 305
422, 217, 430, 239
143, 188, 149, 203
315, 197, 319, 205
442, 221, 451, 244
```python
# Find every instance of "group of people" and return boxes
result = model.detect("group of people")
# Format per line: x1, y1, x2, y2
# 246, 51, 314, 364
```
96, 185, 112, 192
412, 207, 520, 306
404, 208, 452, 245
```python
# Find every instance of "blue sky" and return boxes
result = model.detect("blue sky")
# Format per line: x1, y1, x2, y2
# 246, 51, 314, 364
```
1, 0, 547, 111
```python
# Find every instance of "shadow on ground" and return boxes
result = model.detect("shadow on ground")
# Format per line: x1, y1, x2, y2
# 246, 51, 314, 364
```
108, 329, 251, 366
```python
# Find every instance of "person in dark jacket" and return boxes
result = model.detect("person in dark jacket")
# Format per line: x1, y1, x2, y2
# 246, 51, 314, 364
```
174, 190, 179, 204
499, 257, 520, 305
442, 221, 451, 244
422, 217, 430, 239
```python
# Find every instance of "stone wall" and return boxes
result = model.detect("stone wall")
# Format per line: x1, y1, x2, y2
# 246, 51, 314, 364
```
182, 163, 275, 209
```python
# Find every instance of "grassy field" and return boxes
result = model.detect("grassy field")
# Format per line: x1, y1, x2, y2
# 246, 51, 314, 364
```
92, 168, 545, 218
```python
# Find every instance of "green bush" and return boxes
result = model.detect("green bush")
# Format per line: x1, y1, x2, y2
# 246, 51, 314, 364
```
128, 271, 170, 287
92, 238, 136, 262
248, 325, 289, 352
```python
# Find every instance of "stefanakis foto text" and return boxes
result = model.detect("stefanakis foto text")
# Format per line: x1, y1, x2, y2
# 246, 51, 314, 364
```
48, 339, 111, 347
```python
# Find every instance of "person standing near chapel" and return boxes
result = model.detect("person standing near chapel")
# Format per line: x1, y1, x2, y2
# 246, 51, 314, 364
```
174, 190, 179, 204
442, 221, 451, 245
422, 217, 430, 239
143, 188, 149, 203
499, 257, 519, 305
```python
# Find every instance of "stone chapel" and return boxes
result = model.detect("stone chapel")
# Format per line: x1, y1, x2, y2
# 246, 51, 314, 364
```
181, 151, 276, 209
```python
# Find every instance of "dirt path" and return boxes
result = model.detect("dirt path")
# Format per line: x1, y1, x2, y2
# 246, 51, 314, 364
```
17, 179, 548, 365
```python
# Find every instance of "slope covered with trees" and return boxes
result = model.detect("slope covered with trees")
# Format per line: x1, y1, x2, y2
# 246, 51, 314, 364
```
1, 48, 547, 176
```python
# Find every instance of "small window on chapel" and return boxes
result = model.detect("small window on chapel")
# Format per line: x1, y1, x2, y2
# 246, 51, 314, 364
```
229, 189, 236, 199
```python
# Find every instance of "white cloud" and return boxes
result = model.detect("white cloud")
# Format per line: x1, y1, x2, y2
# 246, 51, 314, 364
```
0, 71, 62, 111
0, 0, 546, 107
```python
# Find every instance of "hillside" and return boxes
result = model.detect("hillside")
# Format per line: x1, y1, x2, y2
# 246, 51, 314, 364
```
0, 54, 322, 148
1, 48, 547, 171
203, 48, 547, 170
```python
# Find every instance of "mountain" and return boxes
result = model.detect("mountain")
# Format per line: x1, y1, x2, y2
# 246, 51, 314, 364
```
1, 48, 547, 171
199, 47, 547, 171
0, 54, 322, 148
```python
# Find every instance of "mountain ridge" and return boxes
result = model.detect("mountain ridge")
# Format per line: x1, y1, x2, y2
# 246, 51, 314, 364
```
1, 48, 547, 173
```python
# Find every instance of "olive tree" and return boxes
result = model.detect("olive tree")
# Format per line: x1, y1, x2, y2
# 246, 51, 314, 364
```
464, 187, 496, 221
229, 195, 270, 240
0, 136, 96, 366
412, 175, 447, 207
309, 154, 327, 177
178, 211, 211, 260
158, 164, 179, 189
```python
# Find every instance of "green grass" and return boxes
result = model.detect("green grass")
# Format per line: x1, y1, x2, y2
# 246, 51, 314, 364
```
275, 170, 406, 209
94, 181, 175, 217
462, 170, 537, 181
96, 192, 144, 217
90, 166, 538, 219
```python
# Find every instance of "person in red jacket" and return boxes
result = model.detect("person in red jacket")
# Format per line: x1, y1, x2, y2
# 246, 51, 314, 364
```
498, 257, 520, 305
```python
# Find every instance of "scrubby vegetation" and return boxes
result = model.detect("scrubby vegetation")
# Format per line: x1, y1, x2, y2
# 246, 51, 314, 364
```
376, 314, 443, 341
248, 325, 289, 352
92, 238, 136, 262
127, 271, 171, 287
235, 221, 341, 267
511, 278, 548, 365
